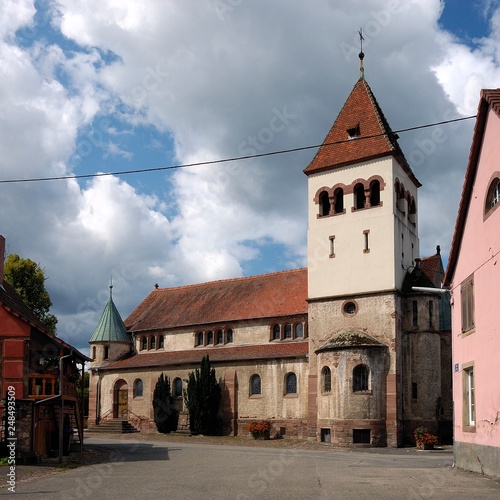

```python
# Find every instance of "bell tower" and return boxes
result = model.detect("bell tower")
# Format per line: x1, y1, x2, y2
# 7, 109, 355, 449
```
305, 50, 421, 447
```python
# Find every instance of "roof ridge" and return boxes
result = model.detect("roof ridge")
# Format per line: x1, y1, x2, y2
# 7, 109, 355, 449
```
156, 267, 307, 292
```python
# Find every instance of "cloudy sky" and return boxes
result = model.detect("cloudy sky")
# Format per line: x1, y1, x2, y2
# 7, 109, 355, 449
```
1, 0, 499, 353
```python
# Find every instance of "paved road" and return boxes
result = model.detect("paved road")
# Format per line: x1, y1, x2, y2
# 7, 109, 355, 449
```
8, 436, 500, 499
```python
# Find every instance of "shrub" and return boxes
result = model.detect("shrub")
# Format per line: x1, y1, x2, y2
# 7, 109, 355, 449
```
153, 373, 179, 433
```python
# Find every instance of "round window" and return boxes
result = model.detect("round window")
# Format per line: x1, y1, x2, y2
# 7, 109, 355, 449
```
343, 301, 357, 315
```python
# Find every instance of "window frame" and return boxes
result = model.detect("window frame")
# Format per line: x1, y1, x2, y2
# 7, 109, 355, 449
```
352, 364, 369, 393
133, 378, 143, 398
249, 374, 262, 396
284, 372, 297, 395
173, 377, 183, 398
463, 364, 476, 431
485, 175, 500, 219
461, 275, 475, 334
321, 366, 332, 393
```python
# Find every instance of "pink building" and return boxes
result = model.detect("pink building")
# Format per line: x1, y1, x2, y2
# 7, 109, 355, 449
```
444, 89, 500, 477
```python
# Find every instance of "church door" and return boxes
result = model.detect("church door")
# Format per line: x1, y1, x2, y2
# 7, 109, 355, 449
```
114, 380, 128, 419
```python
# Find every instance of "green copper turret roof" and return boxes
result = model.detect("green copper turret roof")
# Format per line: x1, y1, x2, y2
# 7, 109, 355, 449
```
89, 287, 132, 344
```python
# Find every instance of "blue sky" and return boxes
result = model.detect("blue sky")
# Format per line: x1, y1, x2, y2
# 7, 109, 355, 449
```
0, 0, 499, 353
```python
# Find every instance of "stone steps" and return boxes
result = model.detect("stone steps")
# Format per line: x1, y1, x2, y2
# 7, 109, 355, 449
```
86, 419, 140, 434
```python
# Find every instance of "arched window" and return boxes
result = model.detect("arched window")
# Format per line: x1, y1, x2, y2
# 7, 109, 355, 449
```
158, 335, 164, 349
92, 346, 96, 360
334, 188, 344, 213
370, 180, 380, 206
133, 379, 143, 398
284, 323, 292, 339
207, 331, 213, 345
353, 365, 369, 392
295, 323, 303, 338
226, 329, 233, 343
150, 336, 156, 350
196, 332, 204, 346
321, 366, 331, 393
272, 324, 280, 340
173, 377, 182, 398
141, 337, 147, 351
104, 345, 109, 359
216, 329, 223, 345
354, 183, 365, 209
486, 177, 500, 215
285, 372, 297, 394
250, 374, 261, 396
408, 197, 416, 224
319, 191, 331, 217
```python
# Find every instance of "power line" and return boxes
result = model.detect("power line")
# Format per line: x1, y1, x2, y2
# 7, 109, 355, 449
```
0, 115, 476, 184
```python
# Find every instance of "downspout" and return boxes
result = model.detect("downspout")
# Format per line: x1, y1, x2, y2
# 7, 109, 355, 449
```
58, 353, 72, 463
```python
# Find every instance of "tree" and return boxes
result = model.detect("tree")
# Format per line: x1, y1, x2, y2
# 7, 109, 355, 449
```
184, 356, 221, 435
153, 373, 178, 433
4, 253, 58, 333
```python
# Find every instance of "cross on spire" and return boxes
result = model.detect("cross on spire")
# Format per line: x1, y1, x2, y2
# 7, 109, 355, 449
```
358, 28, 365, 80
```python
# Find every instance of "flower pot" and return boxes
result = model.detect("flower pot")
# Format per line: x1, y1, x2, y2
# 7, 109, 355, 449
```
416, 442, 434, 450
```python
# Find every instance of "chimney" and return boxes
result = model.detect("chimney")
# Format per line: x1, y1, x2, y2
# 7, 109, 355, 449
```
0, 235, 5, 284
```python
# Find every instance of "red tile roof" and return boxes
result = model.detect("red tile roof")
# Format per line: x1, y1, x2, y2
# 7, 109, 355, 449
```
304, 79, 420, 187
444, 89, 500, 286
125, 269, 308, 333
99, 341, 308, 370
419, 250, 444, 288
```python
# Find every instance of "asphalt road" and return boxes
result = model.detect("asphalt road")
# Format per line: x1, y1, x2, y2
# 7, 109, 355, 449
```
8, 436, 500, 500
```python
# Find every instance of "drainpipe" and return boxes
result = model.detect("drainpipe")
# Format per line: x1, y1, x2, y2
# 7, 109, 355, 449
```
58, 353, 72, 463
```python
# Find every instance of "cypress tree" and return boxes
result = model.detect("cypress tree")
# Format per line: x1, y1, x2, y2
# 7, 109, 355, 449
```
184, 356, 221, 435
152, 373, 178, 433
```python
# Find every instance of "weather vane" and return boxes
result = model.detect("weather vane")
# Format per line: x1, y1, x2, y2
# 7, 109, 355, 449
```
358, 28, 365, 80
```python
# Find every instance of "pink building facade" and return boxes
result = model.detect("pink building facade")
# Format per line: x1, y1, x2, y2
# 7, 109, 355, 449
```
444, 89, 500, 477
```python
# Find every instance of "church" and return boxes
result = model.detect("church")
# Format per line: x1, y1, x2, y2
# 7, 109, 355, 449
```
88, 57, 452, 447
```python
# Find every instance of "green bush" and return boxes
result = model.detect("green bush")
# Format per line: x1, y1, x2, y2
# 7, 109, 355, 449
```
153, 373, 179, 433
184, 356, 221, 435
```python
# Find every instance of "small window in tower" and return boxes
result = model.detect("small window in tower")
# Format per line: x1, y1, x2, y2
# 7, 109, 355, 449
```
329, 235, 335, 258
226, 329, 233, 343
353, 364, 369, 392
363, 230, 370, 254
159, 335, 164, 349
284, 323, 292, 339
319, 191, 331, 217
321, 366, 332, 393
347, 124, 360, 139
412, 382, 418, 399
150, 336, 156, 350
207, 331, 213, 345
343, 300, 358, 316
92, 346, 96, 360
334, 188, 344, 214
104, 345, 109, 359
354, 183, 365, 209
412, 300, 418, 327
141, 337, 147, 351
370, 180, 380, 206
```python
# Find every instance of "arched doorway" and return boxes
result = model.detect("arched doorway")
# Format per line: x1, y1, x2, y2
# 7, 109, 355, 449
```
114, 379, 128, 419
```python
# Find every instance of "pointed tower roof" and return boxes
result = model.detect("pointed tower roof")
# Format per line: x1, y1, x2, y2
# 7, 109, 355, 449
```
304, 78, 420, 187
89, 286, 132, 343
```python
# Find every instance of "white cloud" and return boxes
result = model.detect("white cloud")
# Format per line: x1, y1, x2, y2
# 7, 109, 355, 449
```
0, 0, 499, 353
